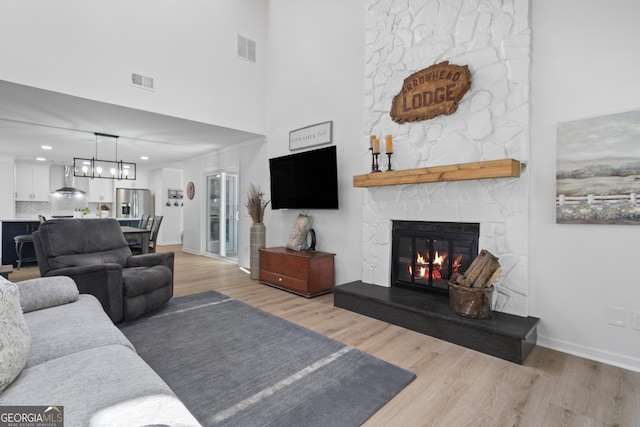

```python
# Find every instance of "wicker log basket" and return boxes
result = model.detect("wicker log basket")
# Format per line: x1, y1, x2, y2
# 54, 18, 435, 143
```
448, 282, 495, 319
448, 249, 501, 319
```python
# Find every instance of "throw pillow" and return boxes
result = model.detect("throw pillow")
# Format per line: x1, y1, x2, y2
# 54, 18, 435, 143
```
0, 276, 31, 393
286, 214, 313, 251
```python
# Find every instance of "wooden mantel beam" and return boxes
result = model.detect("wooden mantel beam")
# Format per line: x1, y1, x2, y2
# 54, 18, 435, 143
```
353, 159, 521, 188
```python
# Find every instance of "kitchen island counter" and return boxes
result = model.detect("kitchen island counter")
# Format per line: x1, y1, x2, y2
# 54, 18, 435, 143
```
1, 220, 40, 268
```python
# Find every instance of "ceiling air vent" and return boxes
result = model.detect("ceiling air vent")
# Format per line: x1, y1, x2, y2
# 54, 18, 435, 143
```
131, 73, 155, 91
237, 34, 256, 63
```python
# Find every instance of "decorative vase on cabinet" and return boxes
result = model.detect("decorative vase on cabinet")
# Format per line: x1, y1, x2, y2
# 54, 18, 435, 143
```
250, 223, 266, 279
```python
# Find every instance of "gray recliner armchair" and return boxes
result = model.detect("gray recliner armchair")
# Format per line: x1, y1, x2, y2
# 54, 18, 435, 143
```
32, 218, 174, 323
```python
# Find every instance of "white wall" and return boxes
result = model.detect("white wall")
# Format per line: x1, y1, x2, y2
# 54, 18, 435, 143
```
531, 0, 640, 370
150, 168, 184, 245
265, 0, 365, 286
0, 0, 267, 135
181, 139, 267, 269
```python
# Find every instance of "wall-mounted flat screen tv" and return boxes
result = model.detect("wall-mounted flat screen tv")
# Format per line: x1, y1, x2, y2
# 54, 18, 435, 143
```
269, 145, 339, 210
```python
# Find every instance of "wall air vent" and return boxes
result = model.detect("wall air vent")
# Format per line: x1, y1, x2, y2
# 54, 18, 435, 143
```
131, 73, 155, 91
237, 34, 256, 63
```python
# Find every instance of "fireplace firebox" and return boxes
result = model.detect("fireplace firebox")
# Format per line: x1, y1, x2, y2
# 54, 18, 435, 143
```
391, 221, 479, 294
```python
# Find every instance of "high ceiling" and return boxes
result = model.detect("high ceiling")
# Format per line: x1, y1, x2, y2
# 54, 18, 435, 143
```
0, 80, 264, 170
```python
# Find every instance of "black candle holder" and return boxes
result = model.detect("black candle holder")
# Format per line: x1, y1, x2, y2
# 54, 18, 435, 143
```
370, 148, 381, 173
386, 153, 393, 171
369, 148, 375, 172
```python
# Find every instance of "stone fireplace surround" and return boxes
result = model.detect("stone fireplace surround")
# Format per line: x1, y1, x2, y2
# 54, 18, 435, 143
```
357, 0, 532, 318
337, 176, 538, 364
336, 162, 537, 363
337, 159, 535, 363
333, 0, 537, 363
360, 181, 529, 317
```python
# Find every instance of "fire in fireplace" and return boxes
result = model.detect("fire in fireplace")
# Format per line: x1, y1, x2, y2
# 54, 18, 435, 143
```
391, 221, 479, 294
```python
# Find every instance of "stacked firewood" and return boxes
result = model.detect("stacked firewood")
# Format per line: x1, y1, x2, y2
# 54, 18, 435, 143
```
449, 249, 501, 288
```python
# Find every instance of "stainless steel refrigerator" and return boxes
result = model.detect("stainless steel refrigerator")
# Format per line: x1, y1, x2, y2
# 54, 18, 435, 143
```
116, 188, 154, 219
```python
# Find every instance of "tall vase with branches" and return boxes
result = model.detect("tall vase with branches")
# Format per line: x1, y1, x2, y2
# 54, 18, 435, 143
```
246, 184, 270, 279
245, 183, 270, 224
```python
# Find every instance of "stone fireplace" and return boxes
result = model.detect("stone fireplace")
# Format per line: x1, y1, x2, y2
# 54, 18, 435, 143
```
359, 0, 531, 318
391, 220, 479, 294
334, 0, 537, 365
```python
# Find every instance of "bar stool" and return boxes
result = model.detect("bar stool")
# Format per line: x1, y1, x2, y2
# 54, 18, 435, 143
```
14, 234, 36, 270
0, 264, 12, 279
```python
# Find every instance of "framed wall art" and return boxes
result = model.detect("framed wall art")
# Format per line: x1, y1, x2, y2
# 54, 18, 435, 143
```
556, 109, 640, 224
289, 121, 333, 151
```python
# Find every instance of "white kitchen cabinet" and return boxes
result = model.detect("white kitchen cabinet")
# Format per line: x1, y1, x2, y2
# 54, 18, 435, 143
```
89, 178, 114, 203
116, 170, 148, 190
0, 159, 15, 219
15, 163, 50, 201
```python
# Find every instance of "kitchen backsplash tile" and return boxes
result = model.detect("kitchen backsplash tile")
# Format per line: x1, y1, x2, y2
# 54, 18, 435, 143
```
15, 199, 113, 218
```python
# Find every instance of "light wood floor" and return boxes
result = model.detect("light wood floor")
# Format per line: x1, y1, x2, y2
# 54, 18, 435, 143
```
11, 245, 640, 426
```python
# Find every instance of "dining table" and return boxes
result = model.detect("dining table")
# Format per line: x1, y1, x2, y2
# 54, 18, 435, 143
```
121, 226, 151, 254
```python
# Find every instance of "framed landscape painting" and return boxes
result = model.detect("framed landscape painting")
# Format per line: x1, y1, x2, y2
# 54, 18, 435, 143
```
556, 109, 640, 224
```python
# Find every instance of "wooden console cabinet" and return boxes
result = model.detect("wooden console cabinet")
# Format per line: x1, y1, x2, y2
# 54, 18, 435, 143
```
259, 247, 335, 298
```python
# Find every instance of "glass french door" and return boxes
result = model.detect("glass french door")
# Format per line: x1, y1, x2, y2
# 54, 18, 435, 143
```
206, 170, 238, 260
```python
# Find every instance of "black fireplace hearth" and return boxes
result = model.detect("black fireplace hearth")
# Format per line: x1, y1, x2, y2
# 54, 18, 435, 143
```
334, 281, 539, 364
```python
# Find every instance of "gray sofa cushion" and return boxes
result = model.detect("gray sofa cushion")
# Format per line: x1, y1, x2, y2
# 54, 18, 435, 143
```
0, 277, 30, 393
24, 295, 135, 368
0, 345, 201, 427
17, 276, 79, 313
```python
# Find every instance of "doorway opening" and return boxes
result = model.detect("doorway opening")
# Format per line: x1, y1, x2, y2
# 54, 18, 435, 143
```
206, 169, 239, 261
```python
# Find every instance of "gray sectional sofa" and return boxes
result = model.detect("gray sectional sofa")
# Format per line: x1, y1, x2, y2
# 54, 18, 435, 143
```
0, 275, 200, 427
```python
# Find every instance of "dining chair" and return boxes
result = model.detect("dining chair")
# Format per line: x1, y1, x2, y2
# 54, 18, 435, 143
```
138, 214, 151, 230
148, 216, 163, 253
131, 215, 163, 254
127, 214, 151, 249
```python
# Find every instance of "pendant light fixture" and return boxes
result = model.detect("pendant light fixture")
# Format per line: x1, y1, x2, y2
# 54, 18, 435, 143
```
73, 133, 137, 180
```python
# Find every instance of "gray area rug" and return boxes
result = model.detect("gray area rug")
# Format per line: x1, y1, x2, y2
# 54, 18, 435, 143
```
119, 291, 415, 427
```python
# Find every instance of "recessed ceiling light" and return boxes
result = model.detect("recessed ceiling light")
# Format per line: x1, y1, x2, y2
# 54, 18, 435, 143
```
36, 157, 46, 161
141, 156, 149, 160
41, 145, 52, 150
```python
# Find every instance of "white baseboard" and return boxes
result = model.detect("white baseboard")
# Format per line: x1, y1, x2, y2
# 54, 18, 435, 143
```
537, 335, 640, 373
181, 248, 200, 255
157, 240, 182, 246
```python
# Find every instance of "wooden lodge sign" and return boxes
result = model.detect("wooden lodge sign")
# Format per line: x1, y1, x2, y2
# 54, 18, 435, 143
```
390, 61, 471, 124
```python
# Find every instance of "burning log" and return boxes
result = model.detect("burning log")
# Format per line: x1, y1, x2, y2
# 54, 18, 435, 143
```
449, 249, 501, 289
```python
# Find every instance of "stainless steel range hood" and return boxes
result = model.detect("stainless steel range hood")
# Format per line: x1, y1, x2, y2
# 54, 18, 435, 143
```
54, 165, 86, 196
